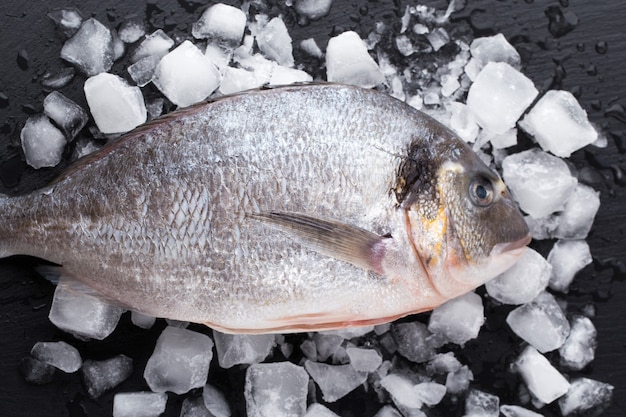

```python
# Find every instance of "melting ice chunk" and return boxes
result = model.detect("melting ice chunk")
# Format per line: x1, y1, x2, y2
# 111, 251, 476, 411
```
506, 291, 570, 352
470, 34, 521, 69
84, 72, 147, 134
300, 38, 324, 58
486, 248, 551, 305
502, 148, 578, 219
244, 362, 309, 417
43, 91, 88, 140
326, 31, 385, 88
558, 378, 613, 416
428, 291, 484, 345
304, 403, 340, 417
413, 382, 446, 406
118, 17, 146, 44
295, 0, 333, 20
49, 284, 124, 340
466, 62, 538, 134
30, 341, 82, 373
500, 404, 543, 417
180, 394, 212, 417
465, 389, 499, 417
269, 66, 313, 85
559, 315, 597, 371
153, 41, 221, 108
426, 28, 450, 52
513, 346, 570, 404
81, 355, 134, 399
373, 405, 403, 417
20, 357, 56, 385
219, 67, 266, 95
131, 311, 156, 329
519, 90, 598, 158
446, 365, 473, 395
47, 8, 83, 38
548, 240, 592, 292
61, 18, 114, 76
202, 384, 231, 417
312, 332, 344, 362
127, 55, 161, 87
112, 392, 167, 417
449, 102, 479, 143
380, 374, 423, 410
553, 184, 600, 240
391, 321, 437, 363
143, 326, 213, 395
131, 29, 174, 63
426, 352, 462, 376
255, 17, 294, 67
346, 347, 382, 373
213, 331, 275, 368
192, 3, 246, 45
20, 114, 66, 169
304, 361, 367, 402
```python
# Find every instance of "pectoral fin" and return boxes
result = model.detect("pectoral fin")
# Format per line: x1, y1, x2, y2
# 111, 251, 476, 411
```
250, 211, 388, 274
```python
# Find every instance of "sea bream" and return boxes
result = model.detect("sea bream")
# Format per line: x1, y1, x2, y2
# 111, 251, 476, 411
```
0, 84, 530, 334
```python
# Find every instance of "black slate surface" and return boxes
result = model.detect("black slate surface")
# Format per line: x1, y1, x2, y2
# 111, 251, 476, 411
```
1, 1, 625, 416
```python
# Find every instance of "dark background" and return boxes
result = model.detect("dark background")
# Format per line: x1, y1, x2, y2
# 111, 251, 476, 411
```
1, 1, 625, 416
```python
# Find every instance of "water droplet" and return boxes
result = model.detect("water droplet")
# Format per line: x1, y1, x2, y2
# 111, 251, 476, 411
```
595, 41, 608, 54
576, 42, 585, 52
16, 49, 29, 70
359, 6, 369, 16
469, 9, 495, 33
585, 64, 597, 76
559, 0, 569, 7
545, 6, 578, 38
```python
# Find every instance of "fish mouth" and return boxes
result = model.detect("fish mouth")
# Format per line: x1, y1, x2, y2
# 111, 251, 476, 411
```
491, 233, 532, 256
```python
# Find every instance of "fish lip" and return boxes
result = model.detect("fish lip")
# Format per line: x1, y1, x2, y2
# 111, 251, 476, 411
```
491, 233, 532, 256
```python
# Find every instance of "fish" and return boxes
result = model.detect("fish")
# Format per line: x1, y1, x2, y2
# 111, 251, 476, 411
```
0, 83, 530, 334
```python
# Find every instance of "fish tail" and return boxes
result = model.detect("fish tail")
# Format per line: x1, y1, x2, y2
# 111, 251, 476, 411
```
0, 193, 16, 258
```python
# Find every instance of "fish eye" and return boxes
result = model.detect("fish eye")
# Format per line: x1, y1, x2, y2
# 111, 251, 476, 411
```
469, 177, 495, 207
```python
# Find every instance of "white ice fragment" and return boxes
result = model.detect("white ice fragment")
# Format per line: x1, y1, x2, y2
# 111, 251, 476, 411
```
204, 44, 232, 69
165, 318, 189, 328
325, 325, 374, 339
300, 38, 324, 58
152, 41, 221, 108
548, 240, 592, 292
218, 67, 265, 95
426, 352, 462, 375
466, 62, 538, 134
464, 57, 482, 82
304, 403, 339, 417
81, 355, 134, 399
441, 74, 460, 97
300, 339, 317, 361
43, 91, 88, 140
305, 361, 367, 402
326, 31, 385, 88
446, 365, 473, 395
500, 404, 543, 417
30, 341, 82, 373
558, 378, 613, 416
49, 284, 124, 340
486, 248, 551, 305
374, 322, 391, 335
127, 55, 160, 87
395, 35, 416, 56
426, 28, 450, 52
213, 331, 275, 368
111, 30, 125, 61
192, 4, 246, 45
47, 8, 83, 38
312, 332, 344, 361
413, 382, 446, 406
143, 326, 213, 395
131, 29, 174, 63
470, 34, 521, 68
255, 17, 294, 67
559, 316, 597, 371
20, 114, 66, 169
428, 292, 484, 345
245, 362, 309, 417
181, 395, 212, 417
449, 102, 479, 142
269, 66, 313, 85
519, 90, 598, 158
346, 347, 382, 373
61, 18, 114, 76
553, 184, 600, 240
391, 321, 437, 363
373, 405, 403, 417
423, 91, 440, 106
465, 389, 499, 417
131, 311, 156, 329
380, 374, 423, 410
506, 291, 570, 352
502, 148, 578, 219
413, 23, 429, 35
489, 128, 518, 149
202, 384, 231, 417
407, 95, 423, 110
113, 392, 167, 417
84, 72, 147, 134
513, 346, 570, 404
118, 18, 145, 44
295, 0, 333, 20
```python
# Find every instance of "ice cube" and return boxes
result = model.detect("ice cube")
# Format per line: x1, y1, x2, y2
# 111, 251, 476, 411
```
145, 98, 164, 120
500, 404, 543, 417
547, 240, 592, 292
269, 66, 313, 85
20, 357, 56, 385
391, 321, 437, 363
30, 341, 82, 373
61, 18, 114, 76
465, 389, 499, 417
488, 128, 518, 149
426, 352, 462, 376
300, 38, 324, 58
446, 365, 473, 395
84, 72, 147, 134
111, 30, 126, 61
255, 17, 294, 67
213, 331, 275, 368
426, 28, 450, 52
428, 291, 484, 345
373, 405, 403, 417
470, 34, 521, 68
513, 345, 570, 404
47, 8, 83, 38
49, 284, 124, 340
127, 55, 161, 87
20, 114, 67, 169
300, 339, 317, 360
244, 362, 309, 417
40, 67, 76, 90
395, 35, 417, 57
113, 392, 167, 417
326, 31, 385, 88
143, 326, 213, 395
558, 378, 613, 416
205, 44, 232, 69
312, 333, 344, 361
380, 373, 423, 410
131, 29, 174, 63
485, 248, 551, 305
192, 3, 246, 46
325, 325, 374, 339
559, 315, 597, 371
553, 184, 600, 239
413, 382, 446, 406
152, 41, 221, 108
441, 74, 460, 97
506, 291, 570, 352
519, 90, 598, 158
118, 17, 146, 44
165, 318, 189, 328
295, 0, 333, 20
202, 384, 231, 417
346, 347, 382, 373
81, 355, 134, 399
181, 394, 212, 417
466, 62, 538, 134
304, 361, 367, 402
449, 102, 479, 142
131, 311, 156, 329
43, 91, 88, 140
304, 403, 339, 417
502, 148, 578, 219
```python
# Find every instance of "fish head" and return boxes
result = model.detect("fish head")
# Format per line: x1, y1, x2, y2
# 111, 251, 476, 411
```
397, 132, 531, 299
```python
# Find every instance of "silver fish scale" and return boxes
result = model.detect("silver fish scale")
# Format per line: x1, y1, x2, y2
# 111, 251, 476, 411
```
1, 85, 433, 329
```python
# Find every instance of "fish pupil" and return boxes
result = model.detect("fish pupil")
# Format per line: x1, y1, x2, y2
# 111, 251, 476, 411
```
475, 184, 487, 199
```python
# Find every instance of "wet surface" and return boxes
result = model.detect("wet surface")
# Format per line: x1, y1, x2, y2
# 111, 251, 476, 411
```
1, 1, 625, 416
